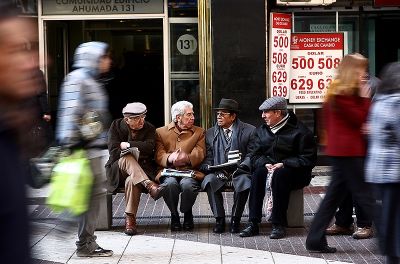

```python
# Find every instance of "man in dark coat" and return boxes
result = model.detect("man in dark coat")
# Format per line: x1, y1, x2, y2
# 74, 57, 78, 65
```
105, 102, 163, 236
239, 96, 317, 239
200, 98, 256, 233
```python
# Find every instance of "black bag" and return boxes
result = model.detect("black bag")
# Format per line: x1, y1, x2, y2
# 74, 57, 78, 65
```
28, 146, 67, 188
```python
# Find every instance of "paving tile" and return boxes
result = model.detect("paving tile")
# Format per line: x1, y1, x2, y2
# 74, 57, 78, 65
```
222, 245, 274, 264
28, 169, 385, 264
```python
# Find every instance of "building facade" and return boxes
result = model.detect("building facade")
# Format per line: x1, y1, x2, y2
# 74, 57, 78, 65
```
19, 0, 400, 146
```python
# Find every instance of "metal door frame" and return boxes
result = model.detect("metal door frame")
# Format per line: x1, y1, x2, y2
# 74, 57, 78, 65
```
38, 1, 171, 124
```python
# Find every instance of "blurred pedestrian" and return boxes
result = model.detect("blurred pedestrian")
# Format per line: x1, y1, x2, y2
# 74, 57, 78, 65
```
306, 53, 375, 253
155, 101, 206, 231
105, 102, 163, 236
0, 1, 42, 263
56, 41, 113, 257
325, 68, 379, 240
365, 62, 400, 264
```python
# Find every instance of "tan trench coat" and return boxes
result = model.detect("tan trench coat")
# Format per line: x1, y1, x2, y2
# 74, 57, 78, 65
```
155, 122, 206, 182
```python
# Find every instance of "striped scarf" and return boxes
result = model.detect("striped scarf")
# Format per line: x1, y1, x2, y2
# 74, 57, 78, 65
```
270, 113, 289, 134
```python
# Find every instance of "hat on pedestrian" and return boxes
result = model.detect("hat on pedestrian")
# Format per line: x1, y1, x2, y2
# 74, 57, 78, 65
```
214, 98, 240, 113
259, 96, 287, 111
122, 102, 147, 116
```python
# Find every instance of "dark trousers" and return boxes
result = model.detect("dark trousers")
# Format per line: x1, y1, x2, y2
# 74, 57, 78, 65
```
334, 191, 371, 228
249, 166, 311, 226
373, 183, 400, 258
306, 157, 374, 248
206, 184, 249, 219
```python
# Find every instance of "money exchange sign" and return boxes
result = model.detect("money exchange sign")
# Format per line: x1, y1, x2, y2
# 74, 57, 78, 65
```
289, 33, 344, 103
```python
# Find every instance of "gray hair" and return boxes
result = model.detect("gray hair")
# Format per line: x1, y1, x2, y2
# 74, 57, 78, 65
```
171, 101, 193, 122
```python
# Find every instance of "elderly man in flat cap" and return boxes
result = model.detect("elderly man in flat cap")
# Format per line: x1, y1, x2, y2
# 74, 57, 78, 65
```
155, 100, 206, 231
105, 102, 163, 236
239, 96, 317, 239
200, 98, 256, 233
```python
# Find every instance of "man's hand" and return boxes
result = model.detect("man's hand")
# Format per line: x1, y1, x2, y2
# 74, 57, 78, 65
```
265, 163, 283, 172
167, 148, 190, 167
120, 142, 130, 150
42, 114, 51, 122
174, 149, 190, 167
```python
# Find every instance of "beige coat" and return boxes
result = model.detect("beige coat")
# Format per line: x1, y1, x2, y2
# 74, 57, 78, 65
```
155, 122, 206, 181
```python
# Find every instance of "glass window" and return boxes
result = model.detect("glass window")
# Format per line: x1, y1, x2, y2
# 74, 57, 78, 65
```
293, 12, 359, 54
16, 0, 38, 15
168, 0, 198, 17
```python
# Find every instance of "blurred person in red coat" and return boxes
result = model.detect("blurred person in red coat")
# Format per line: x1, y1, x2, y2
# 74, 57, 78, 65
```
0, 2, 43, 263
306, 53, 375, 253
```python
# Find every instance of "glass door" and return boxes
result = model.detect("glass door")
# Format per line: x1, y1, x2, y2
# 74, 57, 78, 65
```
169, 18, 200, 124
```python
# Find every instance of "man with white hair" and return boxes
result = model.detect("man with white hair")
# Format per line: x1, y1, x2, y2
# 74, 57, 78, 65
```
155, 101, 206, 231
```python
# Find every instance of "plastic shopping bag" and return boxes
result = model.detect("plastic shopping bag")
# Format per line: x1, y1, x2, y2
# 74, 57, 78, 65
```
46, 149, 93, 216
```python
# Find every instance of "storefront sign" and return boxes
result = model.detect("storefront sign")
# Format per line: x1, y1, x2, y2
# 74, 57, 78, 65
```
42, 0, 164, 15
269, 12, 292, 98
289, 32, 344, 103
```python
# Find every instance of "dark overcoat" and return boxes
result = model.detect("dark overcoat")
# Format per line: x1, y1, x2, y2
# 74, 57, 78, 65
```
251, 111, 317, 173
105, 118, 156, 192
201, 119, 256, 192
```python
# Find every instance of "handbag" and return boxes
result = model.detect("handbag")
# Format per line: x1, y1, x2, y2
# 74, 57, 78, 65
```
46, 149, 94, 216
29, 146, 66, 188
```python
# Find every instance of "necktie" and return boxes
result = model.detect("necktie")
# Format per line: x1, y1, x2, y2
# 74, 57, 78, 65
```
224, 129, 231, 144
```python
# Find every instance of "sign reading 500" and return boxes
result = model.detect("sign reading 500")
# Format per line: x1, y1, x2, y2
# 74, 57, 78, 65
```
289, 32, 344, 103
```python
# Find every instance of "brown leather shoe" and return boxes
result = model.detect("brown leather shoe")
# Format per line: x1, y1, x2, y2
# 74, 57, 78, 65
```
326, 224, 354, 235
146, 181, 164, 200
352, 227, 373, 239
125, 214, 137, 236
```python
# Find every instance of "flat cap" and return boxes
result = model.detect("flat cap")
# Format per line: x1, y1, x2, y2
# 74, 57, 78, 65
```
122, 102, 147, 116
259, 96, 287, 111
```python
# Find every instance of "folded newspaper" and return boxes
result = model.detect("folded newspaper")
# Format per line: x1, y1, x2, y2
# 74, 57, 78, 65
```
209, 150, 241, 170
120, 147, 140, 160
161, 168, 195, 178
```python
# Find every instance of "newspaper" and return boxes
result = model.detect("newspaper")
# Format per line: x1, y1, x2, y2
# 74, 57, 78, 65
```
120, 147, 140, 160
208, 150, 241, 170
161, 168, 195, 178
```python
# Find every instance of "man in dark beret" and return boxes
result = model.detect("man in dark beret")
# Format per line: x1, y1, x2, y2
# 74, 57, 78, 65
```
105, 102, 163, 236
200, 98, 256, 233
239, 96, 317, 239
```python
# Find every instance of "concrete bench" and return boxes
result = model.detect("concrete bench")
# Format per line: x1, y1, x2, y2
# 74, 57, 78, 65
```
97, 184, 304, 230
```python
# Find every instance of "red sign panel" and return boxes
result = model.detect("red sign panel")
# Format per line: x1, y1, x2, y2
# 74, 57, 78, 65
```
374, 0, 400, 7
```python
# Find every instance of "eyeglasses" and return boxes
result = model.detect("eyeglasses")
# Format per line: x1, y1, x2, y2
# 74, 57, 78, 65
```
216, 112, 231, 117
127, 114, 146, 121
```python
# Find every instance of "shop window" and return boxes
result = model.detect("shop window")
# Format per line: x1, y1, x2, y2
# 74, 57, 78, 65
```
168, 0, 198, 17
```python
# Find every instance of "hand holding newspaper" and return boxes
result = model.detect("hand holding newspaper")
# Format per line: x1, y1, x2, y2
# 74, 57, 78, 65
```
120, 147, 140, 161
208, 150, 242, 170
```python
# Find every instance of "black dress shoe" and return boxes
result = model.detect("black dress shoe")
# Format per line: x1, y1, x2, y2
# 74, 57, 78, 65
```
269, 225, 286, 239
183, 211, 194, 231
306, 245, 337, 253
213, 217, 226, 233
170, 215, 182, 231
229, 217, 241, 233
239, 222, 259, 237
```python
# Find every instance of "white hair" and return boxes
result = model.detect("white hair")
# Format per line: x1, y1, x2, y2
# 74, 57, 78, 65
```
171, 101, 193, 122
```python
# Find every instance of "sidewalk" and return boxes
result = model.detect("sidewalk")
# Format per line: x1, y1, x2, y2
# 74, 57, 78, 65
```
29, 166, 384, 264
